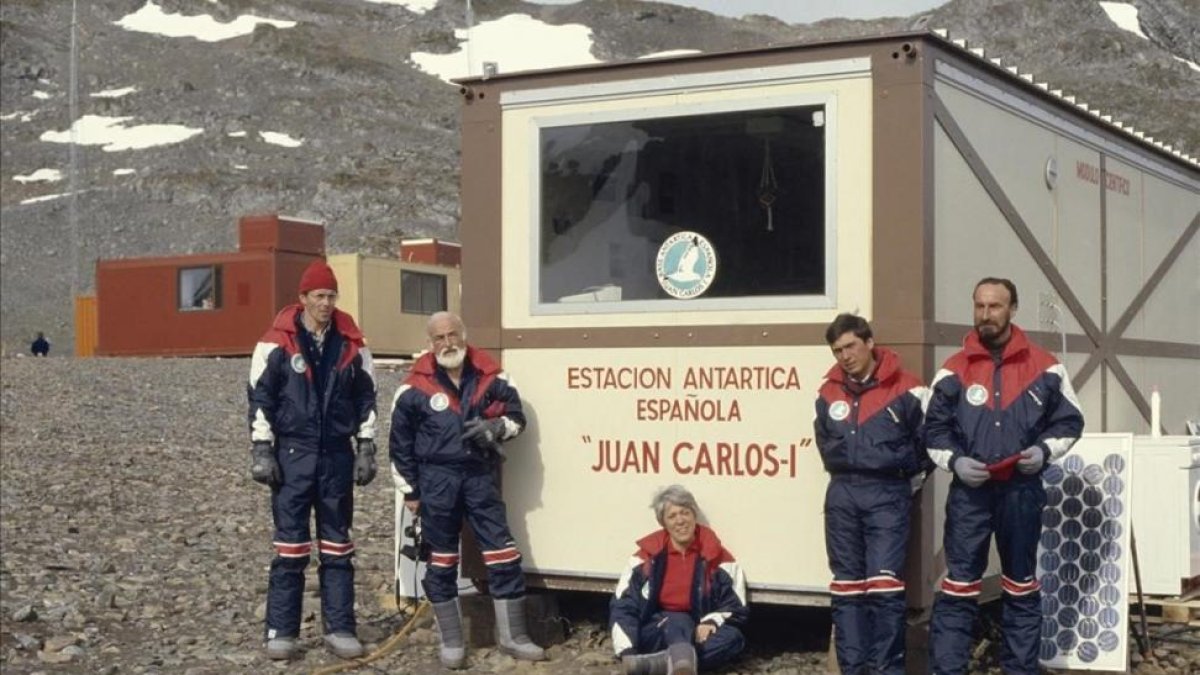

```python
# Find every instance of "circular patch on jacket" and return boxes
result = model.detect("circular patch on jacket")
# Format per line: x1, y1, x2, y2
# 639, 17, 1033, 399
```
429, 393, 449, 412
828, 400, 851, 421
965, 383, 988, 406
290, 353, 307, 374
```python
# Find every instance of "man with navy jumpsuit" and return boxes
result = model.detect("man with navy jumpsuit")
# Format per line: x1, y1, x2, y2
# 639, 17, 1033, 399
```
247, 260, 378, 660
927, 278, 1084, 674
815, 314, 930, 675
389, 311, 544, 669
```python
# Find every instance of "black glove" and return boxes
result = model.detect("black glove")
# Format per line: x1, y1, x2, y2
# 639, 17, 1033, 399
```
462, 418, 506, 447
354, 440, 377, 486
250, 442, 281, 488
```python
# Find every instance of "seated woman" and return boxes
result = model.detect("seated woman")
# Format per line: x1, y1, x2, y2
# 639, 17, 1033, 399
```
609, 485, 748, 675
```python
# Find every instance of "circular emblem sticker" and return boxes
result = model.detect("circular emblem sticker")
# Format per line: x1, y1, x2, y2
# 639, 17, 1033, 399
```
829, 400, 851, 421
290, 353, 307, 374
966, 383, 989, 406
656, 231, 717, 299
429, 393, 449, 412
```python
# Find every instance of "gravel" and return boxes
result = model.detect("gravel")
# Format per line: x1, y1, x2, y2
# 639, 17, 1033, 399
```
2, 357, 1197, 673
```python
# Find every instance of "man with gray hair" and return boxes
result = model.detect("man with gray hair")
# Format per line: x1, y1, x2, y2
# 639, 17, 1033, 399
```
610, 485, 748, 674
389, 311, 544, 669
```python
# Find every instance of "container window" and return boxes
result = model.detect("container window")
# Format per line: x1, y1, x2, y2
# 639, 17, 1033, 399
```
537, 104, 828, 310
402, 271, 447, 315
178, 266, 221, 311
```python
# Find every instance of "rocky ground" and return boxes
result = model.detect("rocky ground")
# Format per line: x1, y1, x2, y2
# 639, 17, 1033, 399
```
1, 357, 1197, 674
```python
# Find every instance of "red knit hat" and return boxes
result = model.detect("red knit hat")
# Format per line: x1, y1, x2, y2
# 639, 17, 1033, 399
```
298, 260, 338, 294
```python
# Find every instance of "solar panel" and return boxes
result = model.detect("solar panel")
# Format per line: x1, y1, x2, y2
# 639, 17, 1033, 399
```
1036, 434, 1132, 670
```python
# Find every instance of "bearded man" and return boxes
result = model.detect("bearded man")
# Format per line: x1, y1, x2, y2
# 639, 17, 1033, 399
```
926, 278, 1084, 675
389, 311, 545, 669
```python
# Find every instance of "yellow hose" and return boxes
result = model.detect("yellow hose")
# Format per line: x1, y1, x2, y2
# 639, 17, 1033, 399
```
310, 599, 431, 675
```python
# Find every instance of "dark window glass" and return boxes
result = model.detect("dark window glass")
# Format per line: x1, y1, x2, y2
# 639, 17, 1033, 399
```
178, 266, 221, 311
401, 271, 447, 315
538, 105, 827, 305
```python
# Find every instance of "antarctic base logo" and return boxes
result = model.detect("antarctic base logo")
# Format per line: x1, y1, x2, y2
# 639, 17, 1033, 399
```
656, 232, 717, 299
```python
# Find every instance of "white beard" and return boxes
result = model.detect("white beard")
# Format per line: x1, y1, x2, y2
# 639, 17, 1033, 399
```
436, 348, 465, 370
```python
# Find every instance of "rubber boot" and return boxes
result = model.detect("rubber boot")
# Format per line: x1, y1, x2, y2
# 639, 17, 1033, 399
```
431, 599, 466, 669
493, 596, 546, 661
667, 642, 698, 675
622, 649, 670, 675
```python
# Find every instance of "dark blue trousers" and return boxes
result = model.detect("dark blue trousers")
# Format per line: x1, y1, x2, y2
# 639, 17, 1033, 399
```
930, 478, 1046, 675
637, 611, 745, 671
825, 475, 911, 675
266, 442, 356, 638
419, 463, 525, 602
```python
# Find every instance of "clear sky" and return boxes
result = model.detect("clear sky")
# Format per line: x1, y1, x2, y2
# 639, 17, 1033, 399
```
527, 0, 949, 24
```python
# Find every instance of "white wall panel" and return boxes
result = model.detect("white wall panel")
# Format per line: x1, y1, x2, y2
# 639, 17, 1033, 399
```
1138, 178, 1200, 344
934, 126, 1057, 326
1103, 157, 1145, 339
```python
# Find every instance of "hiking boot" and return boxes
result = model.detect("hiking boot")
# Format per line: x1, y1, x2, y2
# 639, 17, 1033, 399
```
324, 632, 364, 659
265, 636, 298, 660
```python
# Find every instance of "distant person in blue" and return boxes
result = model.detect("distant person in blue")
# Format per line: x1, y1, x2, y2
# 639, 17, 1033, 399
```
31, 332, 50, 357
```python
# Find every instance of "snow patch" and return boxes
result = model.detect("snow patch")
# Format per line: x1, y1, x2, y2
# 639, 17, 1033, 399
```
411, 14, 599, 84
362, 0, 438, 12
227, 130, 247, 138
638, 49, 702, 59
19, 192, 70, 205
1097, 2, 1149, 40
33, 91, 51, 100
260, 131, 303, 147
234, 164, 249, 170
40, 115, 204, 152
115, 0, 296, 42
113, 168, 137, 176
91, 86, 138, 99
14, 169, 64, 184
1173, 55, 1200, 72
1, 111, 22, 121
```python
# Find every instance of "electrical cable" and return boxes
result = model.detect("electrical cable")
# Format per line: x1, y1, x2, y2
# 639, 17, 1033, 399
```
310, 503, 432, 675
308, 599, 430, 675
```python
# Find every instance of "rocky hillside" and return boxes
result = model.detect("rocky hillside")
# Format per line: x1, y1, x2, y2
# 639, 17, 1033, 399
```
0, 0, 1196, 353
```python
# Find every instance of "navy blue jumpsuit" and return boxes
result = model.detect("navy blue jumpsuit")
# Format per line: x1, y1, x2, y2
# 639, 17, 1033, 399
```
926, 325, 1083, 675
609, 525, 748, 671
248, 306, 376, 639
388, 347, 527, 602
814, 347, 929, 675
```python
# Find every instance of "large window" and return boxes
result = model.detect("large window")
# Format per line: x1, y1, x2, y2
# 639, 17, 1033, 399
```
402, 271, 447, 315
537, 104, 829, 310
178, 266, 221, 311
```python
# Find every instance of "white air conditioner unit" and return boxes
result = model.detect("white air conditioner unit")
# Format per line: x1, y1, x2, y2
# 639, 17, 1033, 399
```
1130, 435, 1200, 596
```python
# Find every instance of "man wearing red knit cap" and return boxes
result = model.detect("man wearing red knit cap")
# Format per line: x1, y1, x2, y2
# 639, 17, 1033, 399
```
247, 259, 378, 660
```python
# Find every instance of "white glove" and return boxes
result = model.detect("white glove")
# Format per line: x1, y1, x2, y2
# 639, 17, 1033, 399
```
909, 471, 927, 495
1017, 446, 1046, 475
953, 457, 989, 488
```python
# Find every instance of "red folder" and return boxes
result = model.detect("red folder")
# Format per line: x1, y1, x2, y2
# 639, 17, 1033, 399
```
986, 452, 1023, 481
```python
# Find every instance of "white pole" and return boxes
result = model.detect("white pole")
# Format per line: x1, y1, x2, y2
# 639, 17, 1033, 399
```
465, 0, 474, 77
68, 0, 80, 305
